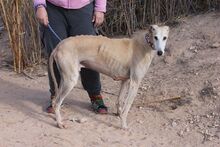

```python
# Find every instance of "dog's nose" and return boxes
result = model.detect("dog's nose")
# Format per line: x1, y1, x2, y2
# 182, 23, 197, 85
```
157, 51, 163, 56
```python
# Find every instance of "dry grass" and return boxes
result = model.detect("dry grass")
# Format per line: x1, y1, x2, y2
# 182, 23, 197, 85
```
102, 0, 220, 36
0, 0, 41, 73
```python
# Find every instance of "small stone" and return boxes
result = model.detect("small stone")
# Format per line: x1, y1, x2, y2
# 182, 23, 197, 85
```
137, 120, 144, 124
189, 120, 194, 124
37, 72, 48, 77
210, 112, 215, 116
161, 90, 167, 96
138, 106, 143, 110
213, 123, 219, 127
171, 121, 177, 127
206, 114, 211, 118
185, 127, 190, 132
211, 42, 220, 48
189, 46, 196, 50
207, 136, 213, 141
76, 117, 88, 123
193, 115, 200, 122
70, 117, 77, 122
140, 86, 147, 90
178, 130, 184, 137
100, 137, 109, 143
193, 49, 198, 53
70, 117, 88, 123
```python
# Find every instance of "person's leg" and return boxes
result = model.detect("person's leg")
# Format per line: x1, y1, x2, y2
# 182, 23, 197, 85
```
65, 3, 107, 114
41, 2, 68, 113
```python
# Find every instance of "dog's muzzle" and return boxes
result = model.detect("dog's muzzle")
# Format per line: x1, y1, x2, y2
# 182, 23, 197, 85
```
157, 51, 163, 56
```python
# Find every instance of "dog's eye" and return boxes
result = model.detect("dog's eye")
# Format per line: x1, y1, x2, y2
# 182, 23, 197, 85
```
163, 37, 167, 40
154, 36, 158, 40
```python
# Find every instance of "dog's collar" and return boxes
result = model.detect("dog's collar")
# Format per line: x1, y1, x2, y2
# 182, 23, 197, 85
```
145, 33, 155, 50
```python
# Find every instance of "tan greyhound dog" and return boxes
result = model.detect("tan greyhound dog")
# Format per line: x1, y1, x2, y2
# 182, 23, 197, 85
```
49, 25, 170, 129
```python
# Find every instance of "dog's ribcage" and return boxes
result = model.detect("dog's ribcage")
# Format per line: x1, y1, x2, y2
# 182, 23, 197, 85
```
97, 41, 131, 77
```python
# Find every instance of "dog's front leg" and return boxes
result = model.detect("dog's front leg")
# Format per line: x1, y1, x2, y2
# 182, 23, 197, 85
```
116, 80, 129, 116
120, 79, 140, 129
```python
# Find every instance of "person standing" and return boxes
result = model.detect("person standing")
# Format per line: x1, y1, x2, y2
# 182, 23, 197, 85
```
34, 0, 108, 114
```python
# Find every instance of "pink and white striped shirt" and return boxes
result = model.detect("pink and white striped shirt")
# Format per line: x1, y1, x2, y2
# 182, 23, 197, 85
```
34, 0, 106, 12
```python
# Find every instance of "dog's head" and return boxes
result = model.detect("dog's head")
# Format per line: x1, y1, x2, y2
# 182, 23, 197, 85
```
149, 25, 170, 56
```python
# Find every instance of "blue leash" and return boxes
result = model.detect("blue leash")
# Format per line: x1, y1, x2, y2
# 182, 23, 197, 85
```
48, 24, 99, 42
48, 24, 62, 42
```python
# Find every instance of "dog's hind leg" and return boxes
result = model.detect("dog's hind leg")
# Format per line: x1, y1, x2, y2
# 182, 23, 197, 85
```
120, 78, 141, 129
55, 73, 79, 128
54, 62, 80, 129
116, 80, 129, 116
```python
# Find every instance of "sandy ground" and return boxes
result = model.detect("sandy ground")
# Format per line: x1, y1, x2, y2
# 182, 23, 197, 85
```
0, 12, 220, 147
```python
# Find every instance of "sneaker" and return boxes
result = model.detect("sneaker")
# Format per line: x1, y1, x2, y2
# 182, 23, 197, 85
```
90, 95, 108, 114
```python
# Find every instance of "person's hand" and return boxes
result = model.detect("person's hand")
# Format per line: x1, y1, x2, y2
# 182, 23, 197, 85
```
36, 6, 49, 26
92, 11, 104, 27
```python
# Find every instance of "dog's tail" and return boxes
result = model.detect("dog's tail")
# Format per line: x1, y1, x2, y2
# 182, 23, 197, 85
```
49, 50, 59, 97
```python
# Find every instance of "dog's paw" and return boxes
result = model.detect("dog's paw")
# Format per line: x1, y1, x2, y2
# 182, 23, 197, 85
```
121, 124, 128, 130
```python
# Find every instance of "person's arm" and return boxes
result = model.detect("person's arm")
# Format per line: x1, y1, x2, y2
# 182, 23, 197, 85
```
34, 0, 46, 8
93, 0, 107, 27
33, 0, 49, 26
94, 0, 106, 12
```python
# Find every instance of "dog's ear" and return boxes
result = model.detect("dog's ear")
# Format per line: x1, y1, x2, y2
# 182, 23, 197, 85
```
163, 26, 170, 32
149, 25, 158, 33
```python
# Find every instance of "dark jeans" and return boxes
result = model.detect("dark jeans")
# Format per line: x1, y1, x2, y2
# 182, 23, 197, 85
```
41, 1, 101, 97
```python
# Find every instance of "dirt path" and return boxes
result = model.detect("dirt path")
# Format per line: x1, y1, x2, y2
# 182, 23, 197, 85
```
0, 12, 220, 147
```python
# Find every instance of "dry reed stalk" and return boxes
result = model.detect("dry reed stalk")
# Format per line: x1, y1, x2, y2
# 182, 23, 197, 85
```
0, 0, 15, 68
0, 0, 41, 73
